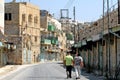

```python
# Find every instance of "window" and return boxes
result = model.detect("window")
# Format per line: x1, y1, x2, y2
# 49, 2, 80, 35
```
28, 14, 32, 22
45, 46, 47, 49
35, 36, 37, 42
22, 14, 25, 22
5, 13, 12, 21
34, 16, 38, 23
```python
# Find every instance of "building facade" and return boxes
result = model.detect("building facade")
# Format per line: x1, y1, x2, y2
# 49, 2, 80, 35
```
59, 18, 74, 50
0, 0, 4, 34
74, 7, 120, 79
5, 2, 40, 64
40, 10, 66, 61
0, 0, 6, 67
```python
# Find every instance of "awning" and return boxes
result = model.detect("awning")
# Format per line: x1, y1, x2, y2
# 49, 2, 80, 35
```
103, 29, 108, 35
87, 37, 92, 42
103, 26, 120, 35
74, 43, 77, 48
81, 40, 87, 46
76, 42, 81, 47
111, 26, 120, 32
92, 34, 101, 42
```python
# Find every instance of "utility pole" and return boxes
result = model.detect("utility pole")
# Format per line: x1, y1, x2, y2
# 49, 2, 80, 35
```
103, 0, 111, 78
73, 6, 75, 22
73, 6, 78, 54
73, 6, 75, 43
118, 0, 120, 24
73, 6, 76, 44
73, 6, 75, 44
107, 0, 111, 77
102, 0, 105, 75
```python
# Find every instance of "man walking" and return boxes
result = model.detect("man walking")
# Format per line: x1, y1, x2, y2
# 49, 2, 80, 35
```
74, 53, 83, 79
64, 52, 74, 78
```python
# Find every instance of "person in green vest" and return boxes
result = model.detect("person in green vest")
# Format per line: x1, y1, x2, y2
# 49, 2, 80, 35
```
64, 51, 74, 78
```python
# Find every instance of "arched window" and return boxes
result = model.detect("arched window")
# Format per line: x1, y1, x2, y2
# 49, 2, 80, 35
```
28, 14, 32, 22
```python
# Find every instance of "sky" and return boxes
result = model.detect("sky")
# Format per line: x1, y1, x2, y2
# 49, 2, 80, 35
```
5, 0, 118, 23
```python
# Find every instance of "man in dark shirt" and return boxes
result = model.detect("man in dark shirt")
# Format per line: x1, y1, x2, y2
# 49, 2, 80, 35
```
74, 53, 83, 79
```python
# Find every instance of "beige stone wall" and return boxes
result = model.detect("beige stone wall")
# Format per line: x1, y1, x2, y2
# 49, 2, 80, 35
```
79, 9, 120, 76
41, 16, 47, 28
5, 2, 40, 64
79, 9, 119, 41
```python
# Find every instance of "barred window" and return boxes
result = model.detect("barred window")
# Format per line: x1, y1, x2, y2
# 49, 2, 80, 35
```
5, 13, 12, 21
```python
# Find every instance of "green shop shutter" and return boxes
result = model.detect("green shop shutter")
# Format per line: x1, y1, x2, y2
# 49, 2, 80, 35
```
51, 39, 56, 44
48, 25, 55, 31
51, 38, 58, 45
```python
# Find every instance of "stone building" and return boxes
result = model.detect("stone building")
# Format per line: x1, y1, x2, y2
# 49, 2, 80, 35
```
40, 10, 66, 61
59, 18, 74, 50
0, 0, 6, 66
75, 6, 120, 79
5, 2, 40, 64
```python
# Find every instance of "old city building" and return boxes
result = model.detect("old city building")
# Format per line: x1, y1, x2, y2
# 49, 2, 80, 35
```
40, 10, 66, 61
74, 6, 120, 78
0, 0, 6, 66
5, 2, 40, 64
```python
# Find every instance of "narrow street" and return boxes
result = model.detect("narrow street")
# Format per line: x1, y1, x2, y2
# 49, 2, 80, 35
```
0, 62, 104, 80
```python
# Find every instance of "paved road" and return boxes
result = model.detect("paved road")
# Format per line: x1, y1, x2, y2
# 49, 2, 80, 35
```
0, 62, 104, 80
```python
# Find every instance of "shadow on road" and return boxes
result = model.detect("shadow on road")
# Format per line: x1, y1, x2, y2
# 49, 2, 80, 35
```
57, 62, 104, 80
81, 71, 104, 80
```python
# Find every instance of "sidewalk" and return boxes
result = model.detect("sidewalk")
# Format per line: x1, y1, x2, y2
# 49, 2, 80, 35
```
0, 61, 56, 78
80, 70, 105, 80
0, 65, 20, 75
0, 63, 41, 80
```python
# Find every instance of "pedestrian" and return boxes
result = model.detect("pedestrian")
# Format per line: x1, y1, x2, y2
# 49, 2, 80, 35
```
74, 53, 84, 79
64, 51, 74, 78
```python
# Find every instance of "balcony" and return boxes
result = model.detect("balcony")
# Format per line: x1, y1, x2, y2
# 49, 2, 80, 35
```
41, 39, 51, 45
48, 24, 56, 32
